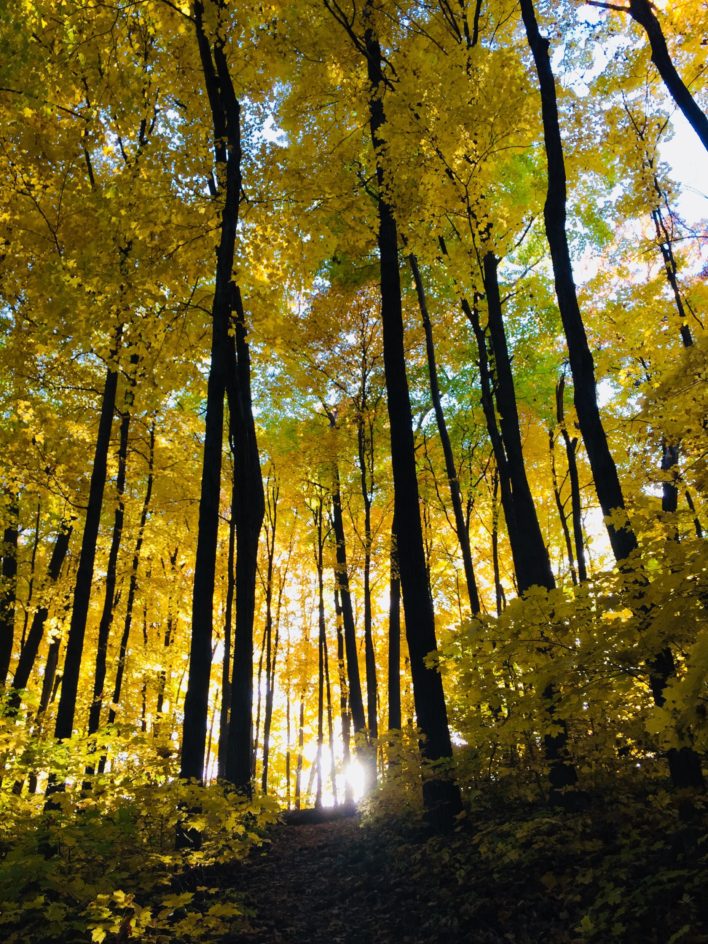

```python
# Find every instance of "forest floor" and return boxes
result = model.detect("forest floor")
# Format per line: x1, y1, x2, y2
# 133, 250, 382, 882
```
217, 809, 492, 944
205, 793, 707, 944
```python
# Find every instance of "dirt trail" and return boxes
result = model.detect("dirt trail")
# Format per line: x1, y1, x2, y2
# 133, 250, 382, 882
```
221, 811, 498, 944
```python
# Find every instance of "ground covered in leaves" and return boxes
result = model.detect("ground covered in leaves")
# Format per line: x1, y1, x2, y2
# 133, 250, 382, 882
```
210, 791, 707, 944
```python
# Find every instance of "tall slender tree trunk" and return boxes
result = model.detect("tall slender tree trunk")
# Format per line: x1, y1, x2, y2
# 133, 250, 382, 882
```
521, 0, 702, 790
409, 254, 481, 615
388, 515, 402, 732
225, 284, 265, 793
556, 376, 587, 582
0, 493, 19, 688
218, 479, 236, 779
595, 0, 708, 151
19, 501, 41, 654
334, 588, 353, 802
520, 0, 638, 564
53, 326, 123, 751
295, 694, 305, 810
104, 422, 155, 730
361, 3, 461, 825
331, 467, 366, 737
314, 494, 326, 808
355, 410, 379, 741
88, 404, 131, 739
10, 522, 72, 712
490, 469, 506, 617
156, 548, 178, 719
260, 476, 279, 793
549, 427, 578, 584
183, 1, 264, 791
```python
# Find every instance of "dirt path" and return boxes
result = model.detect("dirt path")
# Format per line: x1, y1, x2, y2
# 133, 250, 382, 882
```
219, 811, 500, 944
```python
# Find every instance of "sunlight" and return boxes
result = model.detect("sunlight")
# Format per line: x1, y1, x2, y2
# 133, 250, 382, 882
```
343, 759, 368, 804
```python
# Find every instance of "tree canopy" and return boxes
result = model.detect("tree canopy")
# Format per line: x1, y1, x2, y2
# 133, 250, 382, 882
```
0, 0, 706, 940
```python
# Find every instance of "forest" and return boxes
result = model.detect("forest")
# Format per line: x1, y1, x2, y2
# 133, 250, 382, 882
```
0, 0, 706, 941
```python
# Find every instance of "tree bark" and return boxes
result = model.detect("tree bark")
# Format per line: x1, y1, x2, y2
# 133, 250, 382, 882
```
355, 405, 379, 741
520, 0, 638, 564
331, 466, 367, 736
522, 0, 703, 789
53, 327, 123, 746
625, 0, 708, 152
105, 421, 155, 729
87, 403, 131, 738
556, 375, 587, 582
387, 515, 402, 731
0, 493, 19, 687
409, 253, 481, 615
361, 4, 461, 825
218, 477, 236, 780
10, 522, 72, 711
225, 284, 265, 793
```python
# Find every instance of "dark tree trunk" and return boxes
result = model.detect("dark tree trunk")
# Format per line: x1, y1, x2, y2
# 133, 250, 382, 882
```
323, 620, 337, 804
335, 588, 353, 802
10, 522, 72, 711
218, 478, 236, 780
388, 515, 402, 731
183, 2, 264, 791
104, 422, 155, 730
625, 0, 708, 152
225, 284, 265, 794
685, 490, 702, 539
549, 426, 578, 585
362, 5, 461, 825
483, 252, 556, 593
295, 694, 305, 809
0, 493, 19, 688
260, 477, 279, 793
490, 468, 506, 617
331, 467, 367, 736
156, 548, 178, 719
520, 0, 638, 564
53, 328, 122, 746
556, 376, 587, 582
19, 501, 41, 654
314, 493, 326, 808
88, 403, 131, 738
181, 2, 235, 784
356, 410, 379, 741
409, 253, 481, 615
522, 0, 703, 790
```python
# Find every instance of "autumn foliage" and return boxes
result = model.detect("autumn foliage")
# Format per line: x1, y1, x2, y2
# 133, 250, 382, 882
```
0, 0, 706, 940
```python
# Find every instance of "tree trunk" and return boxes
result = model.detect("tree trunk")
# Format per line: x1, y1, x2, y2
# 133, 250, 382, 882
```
10, 521, 72, 712
549, 427, 578, 584
218, 477, 236, 780
387, 515, 402, 731
520, 0, 638, 564
483, 252, 556, 593
331, 466, 367, 736
88, 403, 131, 738
260, 477, 279, 793
184, 2, 264, 791
104, 421, 155, 730
0, 492, 19, 688
362, 5, 461, 825
556, 375, 587, 582
625, 0, 708, 152
409, 253, 481, 615
225, 282, 265, 793
355, 408, 379, 741
522, 0, 703, 789
53, 327, 123, 747
335, 588, 353, 802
